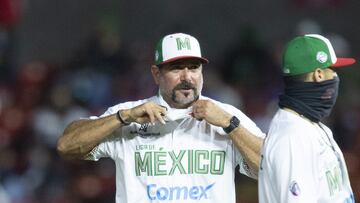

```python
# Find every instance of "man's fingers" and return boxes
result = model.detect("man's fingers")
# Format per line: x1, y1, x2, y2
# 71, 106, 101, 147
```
136, 117, 150, 124
131, 102, 168, 124
159, 105, 168, 113
146, 108, 156, 124
192, 108, 205, 121
159, 107, 168, 116
152, 104, 167, 124
154, 112, 166, 124
193, 105, 206, 115
137, 111, 165, 124
151, 104, 167, 124
192, 113, 204, 121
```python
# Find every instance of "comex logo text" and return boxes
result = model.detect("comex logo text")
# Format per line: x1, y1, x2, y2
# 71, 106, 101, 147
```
147, 183, 215, 201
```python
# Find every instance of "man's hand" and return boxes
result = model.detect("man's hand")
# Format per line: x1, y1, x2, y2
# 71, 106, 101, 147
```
121, 102, 168, 124
192, 100, 232, 128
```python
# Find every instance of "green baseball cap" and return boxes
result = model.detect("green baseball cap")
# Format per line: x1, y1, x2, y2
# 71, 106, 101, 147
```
154, 33, 209, 65
283, 34, 356, 76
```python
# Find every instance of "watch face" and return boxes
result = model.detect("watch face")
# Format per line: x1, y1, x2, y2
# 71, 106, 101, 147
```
231, 116, 240, 126
224, 116, 240, 134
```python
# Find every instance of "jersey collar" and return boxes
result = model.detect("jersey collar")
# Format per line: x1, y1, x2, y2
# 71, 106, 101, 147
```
156, 91, 203, 121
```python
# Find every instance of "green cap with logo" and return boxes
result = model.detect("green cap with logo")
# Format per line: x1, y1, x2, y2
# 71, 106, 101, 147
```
154, 33, 209, 65
282, 34, 356, 76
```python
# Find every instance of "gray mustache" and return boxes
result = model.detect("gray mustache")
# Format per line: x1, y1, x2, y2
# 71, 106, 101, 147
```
174, 81, 195, 90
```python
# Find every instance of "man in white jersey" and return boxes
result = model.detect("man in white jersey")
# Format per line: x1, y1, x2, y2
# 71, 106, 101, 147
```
57, 33, 265, 203
258, 34, 356, 203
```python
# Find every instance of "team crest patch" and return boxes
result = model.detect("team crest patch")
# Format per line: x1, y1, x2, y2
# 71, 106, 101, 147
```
316, 51, 328, 63
289, 181, 301, 196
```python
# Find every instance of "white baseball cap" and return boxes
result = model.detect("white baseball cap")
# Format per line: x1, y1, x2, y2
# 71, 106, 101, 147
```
154, 33, 209, 65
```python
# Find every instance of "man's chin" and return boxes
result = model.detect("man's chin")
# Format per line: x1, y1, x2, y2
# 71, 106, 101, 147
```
174, 95, 199, 108
170, 90, 199, 108
177, 99, 195, 106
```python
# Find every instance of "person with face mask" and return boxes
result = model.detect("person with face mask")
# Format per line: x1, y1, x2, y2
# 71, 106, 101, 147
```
258, 34, 356, 203
57, 33, 265, 203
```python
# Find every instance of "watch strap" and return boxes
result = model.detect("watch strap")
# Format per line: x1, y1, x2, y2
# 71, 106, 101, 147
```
223, 116, 240, 134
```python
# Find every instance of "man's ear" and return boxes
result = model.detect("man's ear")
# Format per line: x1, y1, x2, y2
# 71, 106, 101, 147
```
151, 65, 160, 85
313, 68, 326, 82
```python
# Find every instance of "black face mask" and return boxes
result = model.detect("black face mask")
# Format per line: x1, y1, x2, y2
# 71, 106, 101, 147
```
279, 76, 339, 122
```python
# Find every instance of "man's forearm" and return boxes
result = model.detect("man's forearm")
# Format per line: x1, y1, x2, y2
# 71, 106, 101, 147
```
57, 113, 122, 159
57, 102, 168, 160
229, 126, 263, 176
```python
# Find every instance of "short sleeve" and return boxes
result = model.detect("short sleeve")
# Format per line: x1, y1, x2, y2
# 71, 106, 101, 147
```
236, 151, 256, 178
85, 132, 121, 161
84, 98, 150, 161
268, 131, 318, 203
84, 108, 122, 161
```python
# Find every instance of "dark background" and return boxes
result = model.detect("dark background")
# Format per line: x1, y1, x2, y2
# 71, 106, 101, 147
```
1, 0, 360, 202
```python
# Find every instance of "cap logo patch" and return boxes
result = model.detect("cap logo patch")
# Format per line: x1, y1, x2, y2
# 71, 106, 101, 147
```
155, 51, 159, 61
289, 181, 301, 196
316, 51, 328, 63
176, 37, 191, 51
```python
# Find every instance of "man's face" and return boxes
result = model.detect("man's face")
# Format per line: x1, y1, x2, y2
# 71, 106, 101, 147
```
151, 59, 204, 108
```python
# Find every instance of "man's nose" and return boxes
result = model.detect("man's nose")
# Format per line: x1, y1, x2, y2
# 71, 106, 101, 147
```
180, 68, 191, 81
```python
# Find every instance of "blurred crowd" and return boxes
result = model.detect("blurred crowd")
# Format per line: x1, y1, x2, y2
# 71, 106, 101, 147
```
1, 17, 360, 203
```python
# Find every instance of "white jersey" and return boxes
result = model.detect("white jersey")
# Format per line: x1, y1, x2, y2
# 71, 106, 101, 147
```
0, 184, 10, 203
259, 109, 354, 203
86, 94, 265, 203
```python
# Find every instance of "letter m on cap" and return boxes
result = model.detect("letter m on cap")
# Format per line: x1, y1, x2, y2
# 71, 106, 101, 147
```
176, 37, 191, 50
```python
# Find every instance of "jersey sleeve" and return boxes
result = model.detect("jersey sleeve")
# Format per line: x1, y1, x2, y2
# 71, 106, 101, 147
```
85, 132, 122, 161
85, 99, 150, 161
85, 107, 123, 161
267, 130, 318, 203
236, 153, 256, 178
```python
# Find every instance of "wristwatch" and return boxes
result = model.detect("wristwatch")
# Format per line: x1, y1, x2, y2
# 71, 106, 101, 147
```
223, 116, 240, 134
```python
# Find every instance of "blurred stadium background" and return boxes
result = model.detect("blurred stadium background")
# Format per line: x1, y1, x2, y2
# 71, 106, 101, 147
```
0, 0, 360, 202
